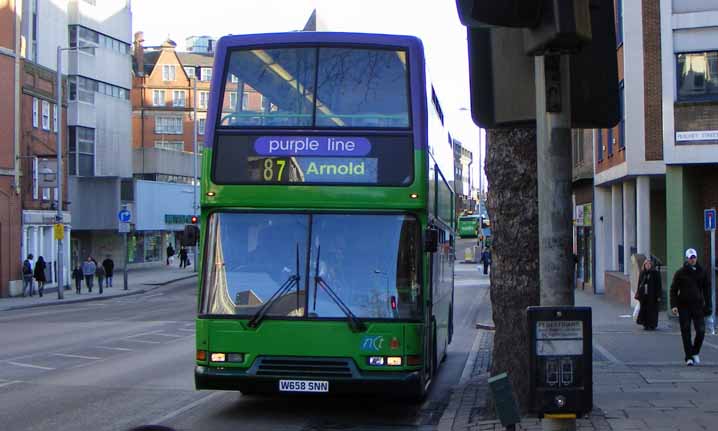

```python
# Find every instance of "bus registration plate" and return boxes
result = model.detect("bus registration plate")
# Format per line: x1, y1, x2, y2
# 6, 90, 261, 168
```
278, 380, 329, 393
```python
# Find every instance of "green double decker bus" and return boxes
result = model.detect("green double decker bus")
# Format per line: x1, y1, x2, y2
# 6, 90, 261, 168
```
195, 32, 456, 399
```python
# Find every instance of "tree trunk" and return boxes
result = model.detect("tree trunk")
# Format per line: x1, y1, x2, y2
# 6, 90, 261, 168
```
485, 127, 540, 413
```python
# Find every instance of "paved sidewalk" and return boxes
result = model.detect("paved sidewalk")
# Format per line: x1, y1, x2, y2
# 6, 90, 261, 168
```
0, 265, 197, 311
441, 287, 718, 431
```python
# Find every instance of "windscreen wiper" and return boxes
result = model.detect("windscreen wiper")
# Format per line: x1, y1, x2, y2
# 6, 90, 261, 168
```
313, 246, 367, 333
248, 243, 301, 329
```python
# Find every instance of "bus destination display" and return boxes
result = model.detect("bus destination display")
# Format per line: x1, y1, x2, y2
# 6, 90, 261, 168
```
212, 134, 413, 186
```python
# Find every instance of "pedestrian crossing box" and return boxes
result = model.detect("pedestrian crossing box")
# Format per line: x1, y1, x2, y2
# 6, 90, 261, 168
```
528, 306, 592, 417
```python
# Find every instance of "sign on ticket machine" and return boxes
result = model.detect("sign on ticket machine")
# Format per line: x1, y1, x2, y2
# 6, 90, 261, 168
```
528, 306, 592, 418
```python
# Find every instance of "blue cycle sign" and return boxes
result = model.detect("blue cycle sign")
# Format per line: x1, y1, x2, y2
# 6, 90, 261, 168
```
118, 209, 131, 223
705, 209, 716, 231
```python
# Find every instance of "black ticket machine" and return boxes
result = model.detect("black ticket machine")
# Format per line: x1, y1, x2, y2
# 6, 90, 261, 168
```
528, 306, 592, 418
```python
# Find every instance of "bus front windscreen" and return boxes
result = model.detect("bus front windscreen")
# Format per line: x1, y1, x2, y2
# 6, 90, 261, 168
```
201, 212, 421, 320
219, 47, 410, 128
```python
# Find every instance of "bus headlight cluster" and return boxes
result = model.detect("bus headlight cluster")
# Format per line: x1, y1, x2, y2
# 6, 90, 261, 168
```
368, 356, 402, 366
210, 352, 245, 363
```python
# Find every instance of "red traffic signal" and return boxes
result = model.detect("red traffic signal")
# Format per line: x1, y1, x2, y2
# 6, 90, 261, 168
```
191, 215, 198, 224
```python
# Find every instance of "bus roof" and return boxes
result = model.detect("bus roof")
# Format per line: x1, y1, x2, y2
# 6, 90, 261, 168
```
215, 32, 425, 51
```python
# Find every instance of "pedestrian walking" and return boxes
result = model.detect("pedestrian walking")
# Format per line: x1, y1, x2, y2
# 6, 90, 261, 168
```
102, 255, 114, 287
22, 253, 35, 297
179, 246, 188, 268
72, 266, 83, 294
96, 264, 106, 294
670, 248, 712, 366
34, 256, 47, 297
82, 256, 96, 293
167, 244, 175, 266
635, 257, 662, 330
479, 247, 491, 275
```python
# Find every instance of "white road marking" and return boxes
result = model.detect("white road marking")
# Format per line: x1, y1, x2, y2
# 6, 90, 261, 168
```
122, 339, 161, 344
6, 361, 55, 370
593, 341, 622, 365
150, 392, 224, 425
97, 346, 133, 352
0, 380, 23, 388
459, 330, 483, 385
51, 353, 102, 360
151, 333, 184, 338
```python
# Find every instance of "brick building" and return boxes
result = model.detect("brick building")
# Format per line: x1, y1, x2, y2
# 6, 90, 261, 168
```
19, 60, 70, 290
130, 33, 264, 264
592, 0, 667, 303
0, 0, 22, 297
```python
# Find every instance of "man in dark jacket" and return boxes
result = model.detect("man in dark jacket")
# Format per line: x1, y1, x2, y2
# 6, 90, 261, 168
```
670, 248, 712, 366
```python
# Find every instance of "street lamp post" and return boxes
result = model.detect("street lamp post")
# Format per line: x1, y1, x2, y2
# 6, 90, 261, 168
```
192, 78, 198, 273
55, 46, 65, 299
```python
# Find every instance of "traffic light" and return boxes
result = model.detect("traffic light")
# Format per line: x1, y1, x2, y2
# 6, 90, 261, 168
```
183, 219, 199, 246
458, 0, 619, 129
456, 0, 541, 28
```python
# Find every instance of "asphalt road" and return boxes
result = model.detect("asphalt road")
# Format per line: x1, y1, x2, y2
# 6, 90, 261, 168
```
0, 238, 488, 431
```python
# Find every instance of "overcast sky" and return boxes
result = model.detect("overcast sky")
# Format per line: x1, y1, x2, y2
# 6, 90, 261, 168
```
131, 0, 484, 191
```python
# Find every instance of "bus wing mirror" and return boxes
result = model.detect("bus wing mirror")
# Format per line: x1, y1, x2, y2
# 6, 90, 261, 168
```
424, 228, 439, 253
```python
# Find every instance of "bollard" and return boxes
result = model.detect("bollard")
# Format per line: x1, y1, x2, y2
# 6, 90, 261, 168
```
488, 373, 521, 430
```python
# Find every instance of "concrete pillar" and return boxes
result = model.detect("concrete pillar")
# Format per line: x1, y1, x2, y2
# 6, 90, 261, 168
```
636, 176, 651, 256
593, 186, 612, 294
623, 180, 636, 275
611, 183, 623, 271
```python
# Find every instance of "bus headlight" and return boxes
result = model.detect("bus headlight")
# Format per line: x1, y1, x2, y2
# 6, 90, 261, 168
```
210, 353, 226, 362
387, 356, 402, 366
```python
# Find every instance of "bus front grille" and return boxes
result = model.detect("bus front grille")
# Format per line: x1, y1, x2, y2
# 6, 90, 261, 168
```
254, 357, 355, 379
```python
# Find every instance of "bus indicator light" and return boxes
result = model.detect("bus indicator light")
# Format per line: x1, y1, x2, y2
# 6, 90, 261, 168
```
407, 355, 422, 366
410, 193, 419, 199
206, 192, 216, 197
390, 296, 397, 310
196, 350, 207, 361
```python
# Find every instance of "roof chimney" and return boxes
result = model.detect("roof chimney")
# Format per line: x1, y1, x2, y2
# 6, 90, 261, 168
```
134, 31, 145, 76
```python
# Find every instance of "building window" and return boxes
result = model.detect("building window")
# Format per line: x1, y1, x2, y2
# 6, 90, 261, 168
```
230, 74, 239, 83
677, 51, 718, 102
162, 65, 176, 81
200, 67, 212, 82
53, 103, 58, 132
153, 90, 165, 106
41, 100, 50, 130
154, 140, 184, 152
199, 91, 209, 109
198, 118, 206, 135
607, 127, 613, 156
184, 66, 195, 79
42, 187, 51, 201
69, 126, 95, 176
241, 91, 250, 110
229, 92, 237, 109
173, 90, 185, 107
618, 81, 625, 149
32, 157, 39, 199
155, 116, 183, 134
596, 129, 603, 162
32, 98, 39, 128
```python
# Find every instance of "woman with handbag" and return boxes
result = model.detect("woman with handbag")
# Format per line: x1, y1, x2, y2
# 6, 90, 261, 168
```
635, 258, 662, 330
